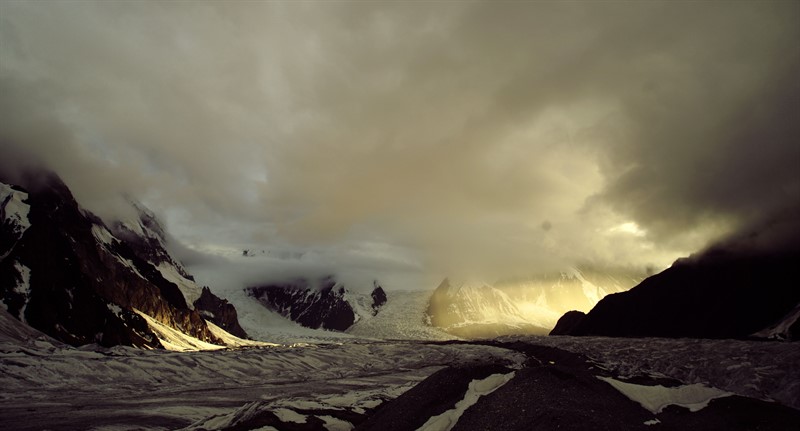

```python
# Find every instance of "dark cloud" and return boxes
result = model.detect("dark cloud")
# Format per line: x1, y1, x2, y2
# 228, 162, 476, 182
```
1, 1, 798, 283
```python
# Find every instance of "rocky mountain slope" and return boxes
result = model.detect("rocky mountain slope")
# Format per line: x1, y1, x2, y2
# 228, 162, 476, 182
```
552, 211, 800, 340
110, 201, 247, 339
0, 169, 247, 348
246, 278, 387, 331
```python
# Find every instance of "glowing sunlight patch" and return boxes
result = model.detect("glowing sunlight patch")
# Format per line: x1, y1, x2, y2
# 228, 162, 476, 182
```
610, 222, 646, 237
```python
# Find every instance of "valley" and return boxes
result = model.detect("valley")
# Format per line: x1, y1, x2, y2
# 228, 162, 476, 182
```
2, 319, 799, 430
2, 2, 799, 429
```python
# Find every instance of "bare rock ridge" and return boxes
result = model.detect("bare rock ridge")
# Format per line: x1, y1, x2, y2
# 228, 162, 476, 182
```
371, 281, 387, 313
111, 199, 194, 282
194, 286, 248, 338
246, 278, 387, 331
0, 168, 246, 348
552, 211, 800, 340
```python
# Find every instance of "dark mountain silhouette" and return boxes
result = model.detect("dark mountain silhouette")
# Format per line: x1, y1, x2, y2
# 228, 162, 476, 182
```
552, 210, 800, 340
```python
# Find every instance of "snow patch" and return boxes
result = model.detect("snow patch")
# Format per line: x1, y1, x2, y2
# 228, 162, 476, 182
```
136, 310, 275, 351
116, 256, 146, 280
342, 288, 376, 323
91, 225, 117, 245
319, 415, 353, 431
106, 303, 123, 317
273, 408, 307, 424
417, 371, 516, 431
133, 310, 224, 352
597, 376, 733, 414
156, 262, 202, 308
204, 320, 277, 348
119, 219, 145, 238
644, 418, 661, 426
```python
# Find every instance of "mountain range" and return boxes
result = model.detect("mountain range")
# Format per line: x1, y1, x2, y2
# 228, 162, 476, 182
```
0, 169, 247, 348
3, 167, 798, 347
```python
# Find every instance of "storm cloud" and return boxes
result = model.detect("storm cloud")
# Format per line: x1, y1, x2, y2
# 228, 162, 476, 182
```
1, 1, 798, 284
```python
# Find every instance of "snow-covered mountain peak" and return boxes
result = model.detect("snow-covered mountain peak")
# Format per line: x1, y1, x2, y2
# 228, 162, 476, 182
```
426, 266, 646, 338
112, 200, 173, 261
426, 277, 542, 338
108, 200, 202, 306
448, 279, 493, 294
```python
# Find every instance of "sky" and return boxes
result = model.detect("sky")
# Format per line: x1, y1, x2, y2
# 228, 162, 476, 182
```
1, 1, 798, 288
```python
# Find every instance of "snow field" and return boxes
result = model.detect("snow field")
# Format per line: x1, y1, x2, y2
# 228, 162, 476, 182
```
0, 337, 524, 403
0, 308, 526, 429
347, 290, 458, 341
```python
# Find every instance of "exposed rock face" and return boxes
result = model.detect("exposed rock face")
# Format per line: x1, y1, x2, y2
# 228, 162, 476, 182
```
371, 282, 387, 314
112, 198, 247, 339
246, 278, 353, 331
194, 286, 248, 338
0, 170, 236, 348
246, 277, 387, 331
559, 213, 800, 340
112, 200, 195, 282
549, 311, 586, 336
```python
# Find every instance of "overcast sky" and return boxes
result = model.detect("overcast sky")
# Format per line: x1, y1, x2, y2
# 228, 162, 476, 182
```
1, 1, 798, 286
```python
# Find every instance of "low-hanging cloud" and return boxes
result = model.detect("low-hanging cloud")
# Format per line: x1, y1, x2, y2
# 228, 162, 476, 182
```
1, 1, 798, 284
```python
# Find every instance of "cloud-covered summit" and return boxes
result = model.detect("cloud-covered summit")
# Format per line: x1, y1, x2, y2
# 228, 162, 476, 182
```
1, 2, 798, 282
